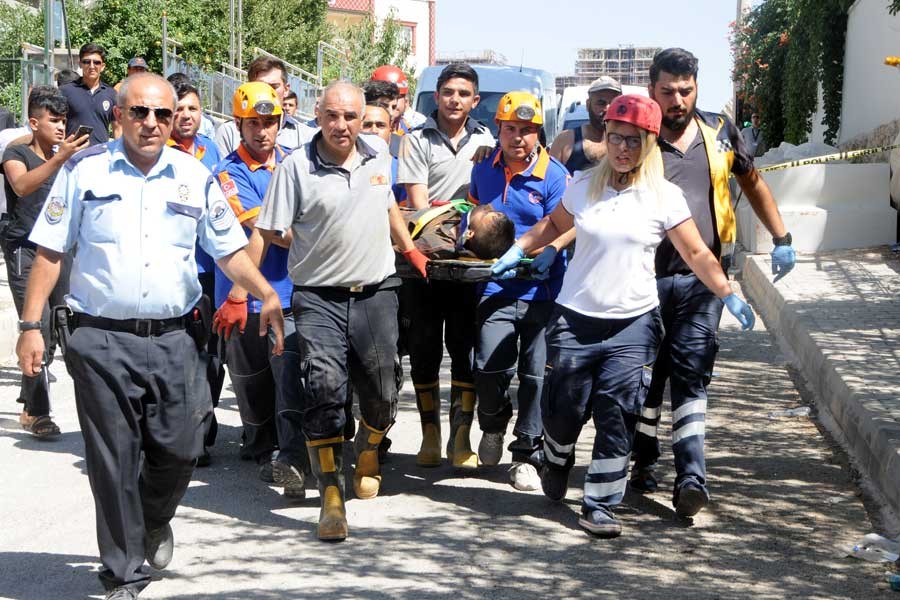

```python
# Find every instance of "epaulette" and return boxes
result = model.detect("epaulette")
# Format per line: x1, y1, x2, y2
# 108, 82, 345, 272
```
64, 143, 108, 171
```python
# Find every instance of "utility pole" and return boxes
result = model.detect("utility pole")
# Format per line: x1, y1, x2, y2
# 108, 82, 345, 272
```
43, 0, 53, 83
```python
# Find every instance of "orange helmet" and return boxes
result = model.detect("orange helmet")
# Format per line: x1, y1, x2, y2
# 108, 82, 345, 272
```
371, 65, 408, 94
495, 91, 543, 126
232, 81, 282, 119
605, 95, 661, 136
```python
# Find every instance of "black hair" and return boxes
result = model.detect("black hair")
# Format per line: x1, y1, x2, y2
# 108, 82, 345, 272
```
78, 43, 107, 61
362, 80, 399, 103
28, 85, 68, 118
649, 48, 699, 85
247, 56, 287, 83
284, 90, 298, 101
437, 63, 479, 95
172, 80, 200, 102
365, 100, 392, 114
166, 72, 192, 88
465, 205, 515, 259
55, 68, 80, 87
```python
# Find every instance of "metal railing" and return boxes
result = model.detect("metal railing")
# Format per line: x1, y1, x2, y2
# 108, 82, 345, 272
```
252, 47, 319, 117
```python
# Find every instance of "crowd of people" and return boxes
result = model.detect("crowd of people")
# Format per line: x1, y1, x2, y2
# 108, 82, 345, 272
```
1, 42, 798, 599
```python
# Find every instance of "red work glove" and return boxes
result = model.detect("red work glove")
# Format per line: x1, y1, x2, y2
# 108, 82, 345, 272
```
213, 296, 248, 340
403, 248, 429, 279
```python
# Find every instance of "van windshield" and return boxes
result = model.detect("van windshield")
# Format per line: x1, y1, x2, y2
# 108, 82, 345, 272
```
415, 92, 506, 137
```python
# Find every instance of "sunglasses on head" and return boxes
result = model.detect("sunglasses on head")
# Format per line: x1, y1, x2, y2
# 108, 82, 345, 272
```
80, 59, 103, 66
127, 105, 174, 122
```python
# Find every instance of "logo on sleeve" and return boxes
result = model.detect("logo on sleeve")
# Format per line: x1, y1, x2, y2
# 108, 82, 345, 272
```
45, 196, 66, 224
102, 100, 111, 112
370, 173, 388, 186
528, 191, 544, 205
220, 179, 238, 198
209, 199, 235, 231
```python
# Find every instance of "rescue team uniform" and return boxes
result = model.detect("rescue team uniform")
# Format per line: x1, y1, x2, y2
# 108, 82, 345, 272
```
59, 80, 117, 146
631, 109, 754, 502
468, 146, 568, 466
29, 138, 247, 593
213, 144, 306, 472
396, 113, 495, 466
214, 114, 316, 157
542, 171, 690, 517
1, 143, 71, 420
564, 126, 594, 174
257, 133, 399, 520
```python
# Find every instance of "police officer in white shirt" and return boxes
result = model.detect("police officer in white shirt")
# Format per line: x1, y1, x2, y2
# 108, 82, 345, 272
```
16, 73, 284, 600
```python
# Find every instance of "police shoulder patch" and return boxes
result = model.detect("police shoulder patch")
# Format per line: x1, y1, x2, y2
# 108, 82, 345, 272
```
209, 199, 235, 232
44, 196, 66, 224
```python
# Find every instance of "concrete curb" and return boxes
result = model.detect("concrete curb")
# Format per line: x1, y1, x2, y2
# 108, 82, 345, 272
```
742, 253, 900, 517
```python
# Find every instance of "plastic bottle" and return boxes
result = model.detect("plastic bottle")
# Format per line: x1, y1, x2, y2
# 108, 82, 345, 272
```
767, 406, 812, 419
849, 534, 900, 562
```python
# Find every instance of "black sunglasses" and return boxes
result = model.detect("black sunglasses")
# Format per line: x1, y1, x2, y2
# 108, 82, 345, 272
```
80, 59, 103, 66
127, 105, 174, 122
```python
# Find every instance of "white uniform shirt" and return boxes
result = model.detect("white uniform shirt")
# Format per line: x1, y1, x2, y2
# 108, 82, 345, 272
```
29, 139, 248, 319
556, 172, 692, 319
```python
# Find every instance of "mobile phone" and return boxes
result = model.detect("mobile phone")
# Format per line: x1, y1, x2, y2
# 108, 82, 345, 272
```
74, 125, 93, 139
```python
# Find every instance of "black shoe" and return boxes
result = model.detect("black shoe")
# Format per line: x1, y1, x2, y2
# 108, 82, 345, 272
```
195, 447, 211, 468
629, 466, 658, 494
578, 507, 622, 538
272, 459, 306, 499
674, 481, 709, 518
144, 523, 173, 570
105, 587, 138, 600
540, 465, 569, 502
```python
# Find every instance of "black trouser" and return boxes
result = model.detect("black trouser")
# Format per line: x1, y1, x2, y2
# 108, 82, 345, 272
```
65, 325, 209, 593
402, 278, 478, 387
1, 241, 70, 417
198, 272, 224, 448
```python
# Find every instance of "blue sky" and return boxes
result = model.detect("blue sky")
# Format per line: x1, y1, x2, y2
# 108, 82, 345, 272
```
435, 0, 745, 113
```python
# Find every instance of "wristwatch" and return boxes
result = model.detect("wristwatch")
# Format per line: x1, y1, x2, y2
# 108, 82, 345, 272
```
772, 232, 792, 247
17, 320, 42, 333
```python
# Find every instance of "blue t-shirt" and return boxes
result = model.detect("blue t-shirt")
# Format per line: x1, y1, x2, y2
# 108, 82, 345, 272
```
212, 144, 292, 311
469, 146, 569, 301
168, 134, 221, 273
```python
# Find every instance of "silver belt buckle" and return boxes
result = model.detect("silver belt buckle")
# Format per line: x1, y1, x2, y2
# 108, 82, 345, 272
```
135, 319, 153, 336
349, 285, 364, 293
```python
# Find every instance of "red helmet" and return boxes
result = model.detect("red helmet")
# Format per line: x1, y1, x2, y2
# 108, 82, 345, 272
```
605, 95, 662, 136
371, 64, 409, 94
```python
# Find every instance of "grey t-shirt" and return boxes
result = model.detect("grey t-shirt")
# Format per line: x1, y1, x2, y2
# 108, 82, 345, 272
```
257, 133, 396, 288
396, 115, 494, 202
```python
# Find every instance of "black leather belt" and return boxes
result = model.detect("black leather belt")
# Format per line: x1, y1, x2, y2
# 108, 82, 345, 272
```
72, 313, 188, 337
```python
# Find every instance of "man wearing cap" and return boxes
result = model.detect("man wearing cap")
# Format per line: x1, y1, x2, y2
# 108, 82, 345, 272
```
550, 76, 622, 174
59, 42, 118, 146
114, 57, 149, 93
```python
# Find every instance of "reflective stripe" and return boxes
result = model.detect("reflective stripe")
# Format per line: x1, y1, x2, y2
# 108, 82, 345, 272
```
587, 454, 630, 475
641, 405, 661, 420
635, 421, 658, 437
672, 420, 706, 445
673, 399, 707, 424
584, 476, 628, 500
544, 431, 575, 455
544, 447, 568, 466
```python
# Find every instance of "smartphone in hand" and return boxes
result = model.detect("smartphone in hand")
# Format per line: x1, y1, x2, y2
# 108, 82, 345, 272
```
74, 125, 93, 139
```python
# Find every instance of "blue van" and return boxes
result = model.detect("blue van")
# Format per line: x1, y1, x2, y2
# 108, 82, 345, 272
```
413, 64, 559, 142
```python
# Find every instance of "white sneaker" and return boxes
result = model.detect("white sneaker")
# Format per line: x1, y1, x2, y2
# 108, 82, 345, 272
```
478, 432, 504, 465
509, 462, 541, 491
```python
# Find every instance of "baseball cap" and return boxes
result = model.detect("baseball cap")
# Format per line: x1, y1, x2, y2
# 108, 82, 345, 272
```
127, 57, 148, 69
588, 76, 622, 95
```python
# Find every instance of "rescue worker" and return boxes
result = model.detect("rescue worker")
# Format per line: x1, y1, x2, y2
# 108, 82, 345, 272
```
363, 80, 400, 131
493, 94, 755, 537
211, 82, 308, 494
550, 76, 622, 174
468, 91, 569, 490
256, 81, 427, 541
371, 64, 426, 132
362, 101, 407, 204
396, 62, 496, 469
630, 48, 796, 517
16, 72, 283, 599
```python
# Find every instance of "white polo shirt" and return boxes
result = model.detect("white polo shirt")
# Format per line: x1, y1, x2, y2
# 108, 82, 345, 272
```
557, 172, 692, 319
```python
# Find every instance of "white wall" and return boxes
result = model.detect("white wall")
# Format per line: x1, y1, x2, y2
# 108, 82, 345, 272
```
373, 0, 432, 75
838, 0, 900, 144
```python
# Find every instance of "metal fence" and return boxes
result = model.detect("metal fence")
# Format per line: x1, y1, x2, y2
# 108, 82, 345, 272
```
0, 57, 53, 124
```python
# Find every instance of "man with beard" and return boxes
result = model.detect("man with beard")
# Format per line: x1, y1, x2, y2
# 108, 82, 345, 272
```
550, 76, 622, 174
630, 48, 796, 517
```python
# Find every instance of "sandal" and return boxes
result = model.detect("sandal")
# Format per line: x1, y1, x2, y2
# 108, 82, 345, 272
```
19, 412, 61, 438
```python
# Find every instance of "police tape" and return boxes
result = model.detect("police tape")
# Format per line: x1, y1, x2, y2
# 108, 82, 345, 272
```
755, 143, 900, 173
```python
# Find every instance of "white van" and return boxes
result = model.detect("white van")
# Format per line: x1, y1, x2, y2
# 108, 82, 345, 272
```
413, 64, 559, 143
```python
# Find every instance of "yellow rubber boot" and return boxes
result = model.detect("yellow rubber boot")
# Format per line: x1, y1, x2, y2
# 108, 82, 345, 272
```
447, 381, 478, 469
353, 419, 388, 499
307, 438, 348, 541
414, 382, 442, 467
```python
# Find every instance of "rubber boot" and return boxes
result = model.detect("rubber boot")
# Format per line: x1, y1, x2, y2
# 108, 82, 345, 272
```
353, 419, 389, 499
307, 437, 348, 541
414, 382, 442, 467
447, 381, 478, 469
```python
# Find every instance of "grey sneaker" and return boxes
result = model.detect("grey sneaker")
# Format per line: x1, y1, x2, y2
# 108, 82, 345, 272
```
578, 507, 622, 538
144, 522, 173, 570
272, 460, 306, 499
509, 462, 540, 491
105, 587, 138, 600
478, 432, 504, 466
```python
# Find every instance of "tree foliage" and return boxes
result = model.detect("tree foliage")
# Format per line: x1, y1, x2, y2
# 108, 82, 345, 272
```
332, 11, 414, 89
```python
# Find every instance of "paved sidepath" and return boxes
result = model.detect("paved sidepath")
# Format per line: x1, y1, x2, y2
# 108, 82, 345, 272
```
0, 277, 894, 598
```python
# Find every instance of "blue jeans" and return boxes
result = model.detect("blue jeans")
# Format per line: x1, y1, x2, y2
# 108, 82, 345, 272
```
475, 296, 553, 464
632, 273, 723, 492
542, 305, 661, 513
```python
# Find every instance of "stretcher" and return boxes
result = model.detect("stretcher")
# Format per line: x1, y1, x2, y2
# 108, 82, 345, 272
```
395, 255, 534, 282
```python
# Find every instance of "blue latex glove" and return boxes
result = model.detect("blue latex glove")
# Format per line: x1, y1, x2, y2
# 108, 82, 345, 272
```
770, 245, 796, 282
491, 245, 525, 280
723, 293, 755, 331
529, 246, 558, 280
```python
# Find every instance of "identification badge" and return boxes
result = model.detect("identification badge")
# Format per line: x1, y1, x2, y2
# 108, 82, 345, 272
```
45, 196, 66, 224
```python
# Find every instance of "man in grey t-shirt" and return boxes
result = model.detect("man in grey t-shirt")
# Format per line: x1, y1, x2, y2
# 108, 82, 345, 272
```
257, 82, 425, 542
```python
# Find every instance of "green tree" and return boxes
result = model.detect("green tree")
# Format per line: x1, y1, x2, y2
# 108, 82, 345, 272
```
332, 11, 413, 87
242, 0, 329, 71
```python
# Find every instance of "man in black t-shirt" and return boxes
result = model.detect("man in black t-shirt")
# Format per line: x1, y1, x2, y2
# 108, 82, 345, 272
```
1, 86, 89, 437
59, 43, 117, 145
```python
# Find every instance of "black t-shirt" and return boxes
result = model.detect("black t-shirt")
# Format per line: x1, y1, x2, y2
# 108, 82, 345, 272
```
59, 80, 117, 145
1, 144, 57, 247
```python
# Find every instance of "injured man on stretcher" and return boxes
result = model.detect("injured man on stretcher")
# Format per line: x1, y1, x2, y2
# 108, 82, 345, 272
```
398, 200, 515, 260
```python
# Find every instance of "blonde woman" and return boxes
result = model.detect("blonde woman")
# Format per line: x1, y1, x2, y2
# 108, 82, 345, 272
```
491, 95, 754, 538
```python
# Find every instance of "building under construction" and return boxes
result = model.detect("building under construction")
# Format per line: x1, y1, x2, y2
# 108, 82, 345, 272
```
571, 45, 660, 86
